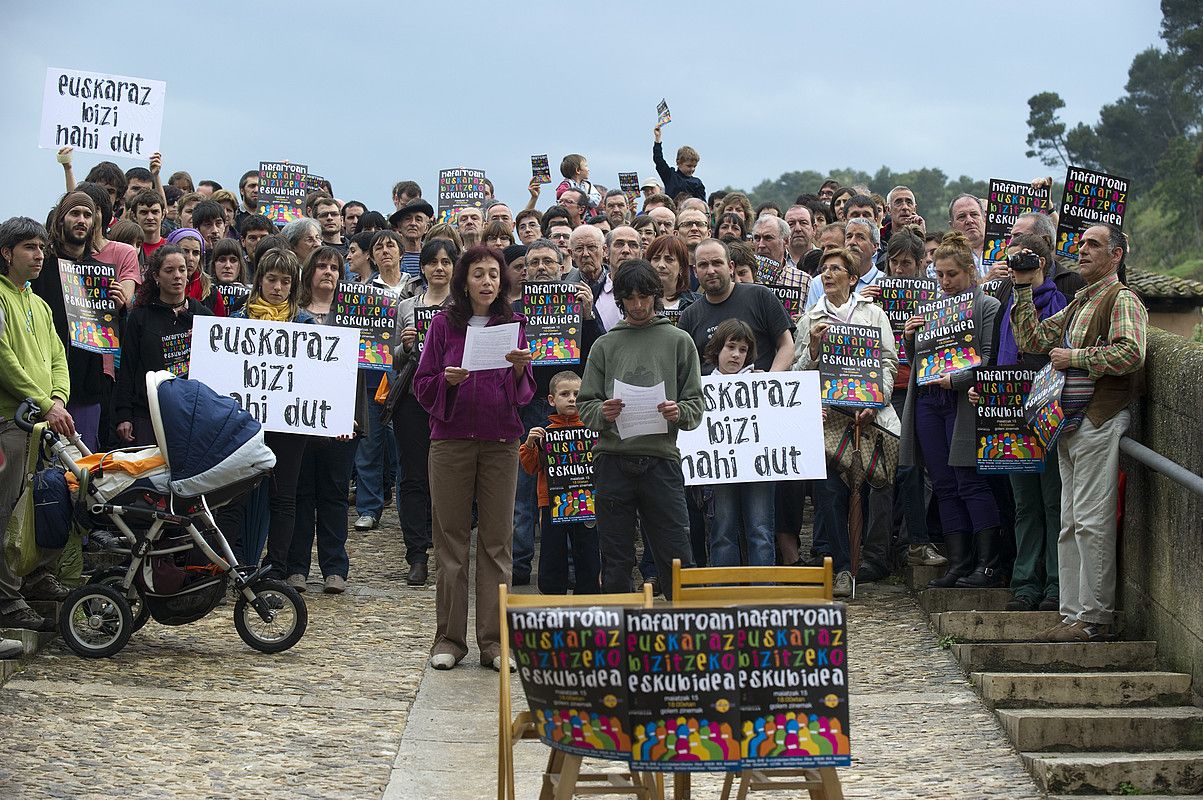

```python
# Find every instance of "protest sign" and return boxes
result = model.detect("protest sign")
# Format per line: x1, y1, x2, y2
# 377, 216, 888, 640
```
58, 260, 119, 354
531, 154, 551, 184
524, 282, 581, 365
737, 606, 851, 769
627, 608, 741, 772
331, 281, 398, 371
543, 427, 597, 524
976, 368, 1044, 473
766, 284, 805, 321
40, 68, 165, 159
819, 324, 885, 408
754, 255, 781, 284
306, 174, 326, 194
678, 371, 825, 486
983, 178, 1051, 265
913, 292, 981, 385
214, 282, 250, 310
659, 307, 683, 326
1023, 363, 1069, 450
161, 329, 192, 377
618, 172, 640, 209
437, 167, 487, 224
876, 277, 938, 365
1055, 166, 1130, 260
413, 306, 440, 356
258, 161, 308, 224
508, 606, 630, 762
656, 99, 672, 126
188, 317, 357, 436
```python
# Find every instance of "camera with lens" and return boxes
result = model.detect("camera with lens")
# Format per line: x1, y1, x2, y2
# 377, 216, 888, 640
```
1006, 251, 1042, 272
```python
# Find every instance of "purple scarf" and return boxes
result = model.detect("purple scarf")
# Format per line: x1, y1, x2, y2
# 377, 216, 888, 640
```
998, 277, 1067, 366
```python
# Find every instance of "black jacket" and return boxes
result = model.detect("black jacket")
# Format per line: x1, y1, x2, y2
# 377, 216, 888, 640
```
114, 298, 213, 422
653, 142, 706, 201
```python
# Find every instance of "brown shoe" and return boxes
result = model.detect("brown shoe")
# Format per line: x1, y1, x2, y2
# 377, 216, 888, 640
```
1037, 619, 1073, 642
1053, 620, 1113, 642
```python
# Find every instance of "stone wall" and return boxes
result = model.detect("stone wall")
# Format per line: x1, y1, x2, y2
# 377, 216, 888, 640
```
1120, 328, 1203, 697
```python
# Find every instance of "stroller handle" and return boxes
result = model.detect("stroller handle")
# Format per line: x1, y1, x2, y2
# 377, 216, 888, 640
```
14, 399, 41, 433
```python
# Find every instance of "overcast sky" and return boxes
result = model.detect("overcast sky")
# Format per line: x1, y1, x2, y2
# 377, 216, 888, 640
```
1, 1, 1165, 222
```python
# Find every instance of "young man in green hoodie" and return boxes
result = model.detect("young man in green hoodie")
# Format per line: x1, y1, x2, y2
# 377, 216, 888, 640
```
578, 259, 703, 598
0, 217, 75, 631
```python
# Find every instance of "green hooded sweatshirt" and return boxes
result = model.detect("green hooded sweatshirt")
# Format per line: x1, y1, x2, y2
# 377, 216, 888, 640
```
578, 315, 703, 460
0, 273, 70, 418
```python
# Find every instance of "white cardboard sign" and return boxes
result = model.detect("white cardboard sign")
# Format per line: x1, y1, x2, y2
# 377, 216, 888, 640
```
678, 371, 826, 485
188, 317, 358, 437
39, 67, 166, 159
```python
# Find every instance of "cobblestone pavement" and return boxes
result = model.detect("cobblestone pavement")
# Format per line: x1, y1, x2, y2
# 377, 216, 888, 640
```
0, 505, 1045, 799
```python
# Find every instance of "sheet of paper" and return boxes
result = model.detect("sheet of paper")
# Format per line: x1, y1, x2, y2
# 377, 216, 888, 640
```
461, 322, 520, 371
613, 380, 668, 439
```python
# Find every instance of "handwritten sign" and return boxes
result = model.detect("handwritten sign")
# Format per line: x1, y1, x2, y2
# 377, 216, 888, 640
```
531, 154, 551, 184
58, 260, 118, 354
819, 324, 884, 408
913, 292, 981, 386
976, 367, 1044, 473
678, 372, 825, 486
524, 282, 581, 365
876, 277, 938, 365
40, 68, 165, 159
188, 317, 357, 436
1055, 166, 1130, 260
437, 167, 487, 224
332, 281, 398, 371
258, 161, 308, 225
984, 178, 1051, 265
543, 427, 596, 524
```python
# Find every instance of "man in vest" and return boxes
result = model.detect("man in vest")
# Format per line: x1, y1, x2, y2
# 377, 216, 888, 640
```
1010, 222, 1147, 642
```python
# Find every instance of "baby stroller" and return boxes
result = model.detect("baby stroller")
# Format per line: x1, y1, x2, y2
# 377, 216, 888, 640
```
15, 370, 308, 658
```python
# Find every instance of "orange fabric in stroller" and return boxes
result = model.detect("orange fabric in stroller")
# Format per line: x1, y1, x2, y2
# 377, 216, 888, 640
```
65, 450, 168, 491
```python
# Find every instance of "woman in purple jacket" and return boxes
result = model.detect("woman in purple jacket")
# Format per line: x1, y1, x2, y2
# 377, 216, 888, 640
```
414, 245, 535, 672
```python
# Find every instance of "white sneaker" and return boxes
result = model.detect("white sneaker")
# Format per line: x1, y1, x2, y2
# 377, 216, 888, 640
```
354, 514, 377, 531
833, 571, 853, 598
430, 653, 457, 670
286, 574, 307, 593
491, 656, 517, 673
908, 543, 949, 567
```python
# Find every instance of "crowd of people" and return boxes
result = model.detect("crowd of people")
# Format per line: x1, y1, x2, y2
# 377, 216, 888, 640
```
0, 128, 1147, 669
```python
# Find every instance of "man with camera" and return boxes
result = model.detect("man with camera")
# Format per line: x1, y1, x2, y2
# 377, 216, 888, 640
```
1009, 222, 1147, 643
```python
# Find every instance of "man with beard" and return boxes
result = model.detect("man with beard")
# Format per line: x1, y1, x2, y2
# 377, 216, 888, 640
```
314, 196, 348, 255
190, 200, 228, 256
805, 218, 883, 309
390, 198, 434, 278
342, 201, 367, 238
236, 169, 259, 230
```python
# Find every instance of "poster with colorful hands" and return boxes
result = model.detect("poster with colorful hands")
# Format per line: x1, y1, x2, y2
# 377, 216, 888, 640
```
876, 277, 938, 365
627, 608, 742, 772
975, 367, 1045, 474
1023, 362, 1069, 450
543, 426, 596, 524
59, 259, 119, 354
161, 329, 192, 377
436, 167, 486, 224
531, 154, 551, 184
983, 178, 1052, 265
913, 292, 981, 385
524, 282, 581, 365
508, 606, 630, 761
767, 283, 805, 322
819, 323, 885, 409
331, 282, 398, 371
737, 606, 851, 769
257, 161, 307, 224
1055, 166, 1129, 260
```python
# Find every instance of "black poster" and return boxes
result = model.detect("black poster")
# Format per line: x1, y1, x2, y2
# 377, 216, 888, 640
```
1055, 166, 1130, 260
523, 282, 581, 365
332, 282, 399, 371
543, 426, 596, 524
413, 306, 440, 356
876, 277, 938, 365
984, 178, 1051, 265
819, 323, 885, 408
975, 367, 1044, 473
913, 292, 981, 385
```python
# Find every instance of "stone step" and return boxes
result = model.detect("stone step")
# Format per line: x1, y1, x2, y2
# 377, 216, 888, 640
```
933, 610, 1063, 642
904, 563, 945, 590
1022, 750, 1203, 794
1, 658, 20, 684
972, 671, 1194, 708
1049, 796, 1203, 799
27, 600, 62, 618
998, 707, 1203, 752
918, 587, 1011, 613
0, 627, 58, 651
952, 641, 1158, 673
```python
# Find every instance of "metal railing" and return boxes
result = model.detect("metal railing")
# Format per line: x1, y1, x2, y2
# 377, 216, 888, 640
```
1121, 436, 1203, 497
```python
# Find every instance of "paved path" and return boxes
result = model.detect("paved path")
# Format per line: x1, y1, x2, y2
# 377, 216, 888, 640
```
0, 506, 1044, 799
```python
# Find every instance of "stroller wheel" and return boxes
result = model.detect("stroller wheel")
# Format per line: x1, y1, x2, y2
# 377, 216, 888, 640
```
233, 579, 307, 654
88, 568, 150, 633
58, 584, 133, 659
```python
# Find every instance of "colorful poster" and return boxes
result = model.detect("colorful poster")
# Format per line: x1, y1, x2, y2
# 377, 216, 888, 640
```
656, 99, 672, 126
523, 282, 581, 365
737, 606, 851, 770
766, 284, 804, 321
1023, 363, 1068, 450
976, 368, 1044, 473
306, 174, 326, 195
531, 155, 551, 184
332, 282, 398, 371
543, 427, 596, 524
1055, 166, 1130, 260
619, 172, 640, 210
876, 277, 938, 365
161, 329, 192, 377
436, 167, 487, 224
660, 307, 683, 326
414, 306, 440, 356
508, 607, 630, 762
58, 259, 119, 354
984, 178, 1052, 265
214, 282, 250, 308
754, 255, 781, 285
913, 292, 981, 386
258, 161, 308, 224
40, 68, 166, 159
819, 324, 885, 408
626, 608, 741, 772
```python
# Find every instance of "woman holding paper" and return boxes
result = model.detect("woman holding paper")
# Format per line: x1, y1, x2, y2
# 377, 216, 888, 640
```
792, 247, 900, 597
899, 232, 1001, 589
414, 244, 535, 672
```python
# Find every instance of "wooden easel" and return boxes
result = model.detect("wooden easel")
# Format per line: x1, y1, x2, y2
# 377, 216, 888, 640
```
498, 583, 663, 800
670, 558, 845, 800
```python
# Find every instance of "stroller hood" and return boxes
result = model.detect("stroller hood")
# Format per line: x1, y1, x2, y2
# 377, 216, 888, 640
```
156, 376, 276, 498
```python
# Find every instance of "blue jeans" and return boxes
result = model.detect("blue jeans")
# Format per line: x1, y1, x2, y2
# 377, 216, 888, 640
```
537, 508, 600, 595
288, 437, 355, 579
708, 482, 775, 566
915, 388, 1000, 534
356, 380, 399, 519
512, 399, 551, 580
